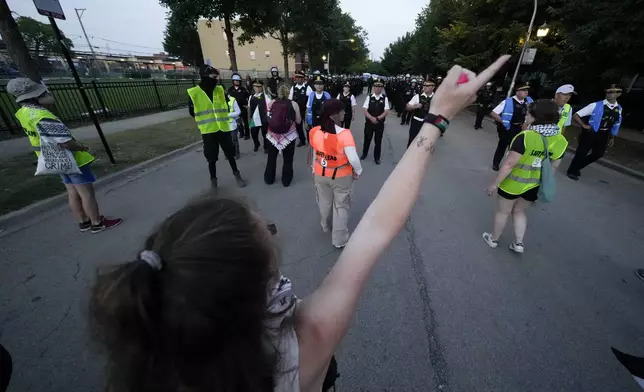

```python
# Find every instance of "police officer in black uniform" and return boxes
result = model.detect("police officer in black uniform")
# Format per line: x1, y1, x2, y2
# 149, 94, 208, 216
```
490, 82, 532, 171
307, 76, 331, 128
266, 66, 283, 98
400, 78, 419, 125
338, 80, 356, 128
405, 79, 435, 147
360, 77, 390, 164
289, 70, 313, 146
248, 79, 270, 153
227, 72, 251, 140
474, 82, 494, 129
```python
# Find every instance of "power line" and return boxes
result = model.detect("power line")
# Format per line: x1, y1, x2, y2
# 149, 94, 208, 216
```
89, 36, 164, 51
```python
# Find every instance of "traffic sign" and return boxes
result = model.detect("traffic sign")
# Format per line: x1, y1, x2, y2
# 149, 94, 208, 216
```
521, 48, 537, 65
33, 0, 66, 20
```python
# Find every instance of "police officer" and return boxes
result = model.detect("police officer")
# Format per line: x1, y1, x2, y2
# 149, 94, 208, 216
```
360, 77, 390, 164
266, 66, 283, 98
400, 79, 419, 125
289, 70, 313, 146
566, 84, 623, 181
490, 82, 533, 171
248, 79, 270, 153
188, 65, 246, 188
474, 82, 494, 129
405, 79, 435, 147
227, 72, 251, 139
307, 76, 332, 128
337, 80, 357, 128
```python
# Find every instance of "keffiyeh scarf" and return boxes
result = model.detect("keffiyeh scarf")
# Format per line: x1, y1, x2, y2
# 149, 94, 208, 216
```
267, 128, 298, 152
530, 124, 560, 137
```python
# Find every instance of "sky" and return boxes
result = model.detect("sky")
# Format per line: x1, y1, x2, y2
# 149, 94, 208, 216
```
8, 0, 426, 60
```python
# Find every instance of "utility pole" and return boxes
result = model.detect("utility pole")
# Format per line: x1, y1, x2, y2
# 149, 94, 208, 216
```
74, 8, 98, 75
0, 0, 41, 82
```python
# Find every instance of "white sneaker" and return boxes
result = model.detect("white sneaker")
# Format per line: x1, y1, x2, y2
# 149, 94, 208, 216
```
482, 232, 499, 249
509, 241, 525, 253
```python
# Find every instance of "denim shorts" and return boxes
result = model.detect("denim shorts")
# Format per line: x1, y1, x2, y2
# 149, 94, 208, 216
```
60, 164, 97, 185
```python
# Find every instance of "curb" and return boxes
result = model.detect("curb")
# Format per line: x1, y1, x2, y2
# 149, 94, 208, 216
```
467, 109, 644, 181
0, 141, 203, 236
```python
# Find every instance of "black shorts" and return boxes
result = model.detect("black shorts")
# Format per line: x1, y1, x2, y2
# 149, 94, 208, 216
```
497, 186, 539, 202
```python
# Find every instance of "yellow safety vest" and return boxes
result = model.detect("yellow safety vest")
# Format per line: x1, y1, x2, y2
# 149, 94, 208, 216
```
558, 103, 572, 132
187, 85, 231, 134
15, 106, 94, 167
499, 130, 568, 195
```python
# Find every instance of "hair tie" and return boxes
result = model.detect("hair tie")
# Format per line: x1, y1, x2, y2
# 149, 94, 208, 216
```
139, 250, 162, 271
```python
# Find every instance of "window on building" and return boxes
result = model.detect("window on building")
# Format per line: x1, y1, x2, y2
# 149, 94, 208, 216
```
265, 51, 270, 58
249, 51, 256, 60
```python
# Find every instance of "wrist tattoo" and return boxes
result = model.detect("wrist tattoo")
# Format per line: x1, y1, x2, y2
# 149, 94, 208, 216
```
416, 136, 436, 154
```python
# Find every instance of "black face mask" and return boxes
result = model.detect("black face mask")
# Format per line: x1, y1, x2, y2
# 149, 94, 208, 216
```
202, 76, 218, 87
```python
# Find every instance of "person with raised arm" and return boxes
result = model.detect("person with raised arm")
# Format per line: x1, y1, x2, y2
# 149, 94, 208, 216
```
88, 56, 510, 392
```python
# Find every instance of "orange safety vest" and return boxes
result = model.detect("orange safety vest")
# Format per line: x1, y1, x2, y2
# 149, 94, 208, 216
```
309, 125, 356, 179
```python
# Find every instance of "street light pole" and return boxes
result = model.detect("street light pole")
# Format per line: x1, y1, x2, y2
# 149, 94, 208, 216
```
74, 8, 98, 75
507, 0, 538, 98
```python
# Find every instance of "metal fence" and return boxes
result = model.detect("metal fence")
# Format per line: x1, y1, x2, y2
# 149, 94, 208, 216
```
0, 79, 198, 138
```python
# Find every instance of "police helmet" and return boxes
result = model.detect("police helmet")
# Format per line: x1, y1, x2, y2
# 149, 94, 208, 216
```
231, 73, 242, 81
411, 79, 418, 84
270, 67, 278, 73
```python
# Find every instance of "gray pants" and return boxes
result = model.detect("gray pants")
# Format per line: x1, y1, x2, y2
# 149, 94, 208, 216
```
314, 174, 354, 247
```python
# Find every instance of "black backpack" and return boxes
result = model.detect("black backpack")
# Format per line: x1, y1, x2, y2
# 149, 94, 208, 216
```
268, 99, 296, 134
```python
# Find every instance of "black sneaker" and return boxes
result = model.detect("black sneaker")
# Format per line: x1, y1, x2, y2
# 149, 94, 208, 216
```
375, 159, 381, 165
297, 141, 306, 147
567, 173, 579, 181
492, 164, 500, 172
91, 217, 123, 234
79, 220, 91, 232
360, 154, 367, 160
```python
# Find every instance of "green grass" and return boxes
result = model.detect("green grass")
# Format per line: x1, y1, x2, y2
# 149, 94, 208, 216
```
0, 117, 201, 216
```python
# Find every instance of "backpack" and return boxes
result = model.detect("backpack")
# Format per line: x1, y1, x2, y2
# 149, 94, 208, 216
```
268, 99, 295, 134
537, 134, 556, 202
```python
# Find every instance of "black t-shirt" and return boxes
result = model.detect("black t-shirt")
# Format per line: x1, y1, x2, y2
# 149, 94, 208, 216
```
510, 134, 526, 155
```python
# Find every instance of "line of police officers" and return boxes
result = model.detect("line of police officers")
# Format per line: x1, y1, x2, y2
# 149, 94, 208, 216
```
186, 64, 624, 188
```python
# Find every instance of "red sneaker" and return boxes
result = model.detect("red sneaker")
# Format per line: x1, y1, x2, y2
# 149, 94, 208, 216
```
90, 217, 123, 233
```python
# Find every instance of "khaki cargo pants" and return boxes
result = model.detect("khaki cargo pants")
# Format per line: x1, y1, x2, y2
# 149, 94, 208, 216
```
314, 174, 354, 247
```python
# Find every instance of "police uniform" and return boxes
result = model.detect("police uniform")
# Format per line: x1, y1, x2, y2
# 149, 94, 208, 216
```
567, 84, 623, 180
361, 78, 390, 164
474, 83, 494, 129
227, 73, 251, 139
491, 83, 533, 170
406, 80, 435, 147
400, 79, 419, 125
337, 81, 356, 128
290, 70, 313, 146
266, 66, 283, 98
307, 76, 331, 127
248, 79, 270, 153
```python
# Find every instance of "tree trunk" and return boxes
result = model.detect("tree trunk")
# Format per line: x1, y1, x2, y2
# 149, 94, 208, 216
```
280, 30, 289, 79
223, 15, 238, 72
0, 0, 41, 82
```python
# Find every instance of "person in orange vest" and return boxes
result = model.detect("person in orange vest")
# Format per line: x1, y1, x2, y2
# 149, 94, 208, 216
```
309, 99, 363, 248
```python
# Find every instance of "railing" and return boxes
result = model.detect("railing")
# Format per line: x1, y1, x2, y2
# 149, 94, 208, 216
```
0, 79, 197, 138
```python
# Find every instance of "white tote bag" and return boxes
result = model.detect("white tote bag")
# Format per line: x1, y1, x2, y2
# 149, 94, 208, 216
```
35, 138, 81, 176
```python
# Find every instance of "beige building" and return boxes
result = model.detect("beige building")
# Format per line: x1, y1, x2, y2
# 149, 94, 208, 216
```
196, 19, 297, 77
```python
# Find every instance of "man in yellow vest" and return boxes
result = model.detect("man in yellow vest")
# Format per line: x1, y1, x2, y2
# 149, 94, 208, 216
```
554, 84, 575, 133
7, 78, 123, 233
188, 65, 246, 188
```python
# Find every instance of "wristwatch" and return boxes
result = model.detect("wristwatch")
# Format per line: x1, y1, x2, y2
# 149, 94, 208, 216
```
423, 113, 450, 135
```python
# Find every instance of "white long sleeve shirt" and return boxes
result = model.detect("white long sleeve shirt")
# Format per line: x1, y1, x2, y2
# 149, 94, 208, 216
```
228, 100, 241, 130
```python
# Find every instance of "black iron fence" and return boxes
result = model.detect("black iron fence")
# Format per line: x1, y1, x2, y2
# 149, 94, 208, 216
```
0, 79, 198, 139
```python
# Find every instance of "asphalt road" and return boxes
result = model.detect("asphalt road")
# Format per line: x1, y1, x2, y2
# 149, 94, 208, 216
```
1, 109, 643, 392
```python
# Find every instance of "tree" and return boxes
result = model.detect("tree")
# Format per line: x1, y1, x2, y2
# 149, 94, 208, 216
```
163, 11, 204, 66
237, 0, 340, 77
159, 0, 259, 71
0, 0, 41, 81
16, 16, 73, 58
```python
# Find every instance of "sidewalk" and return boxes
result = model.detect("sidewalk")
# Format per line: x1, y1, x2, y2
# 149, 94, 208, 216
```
0, 108, 190, 159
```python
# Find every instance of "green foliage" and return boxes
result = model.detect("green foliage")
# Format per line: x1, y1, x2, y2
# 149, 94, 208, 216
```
162, 11, 204, 66
16, 16, 73, 57
382, 0, 644, 97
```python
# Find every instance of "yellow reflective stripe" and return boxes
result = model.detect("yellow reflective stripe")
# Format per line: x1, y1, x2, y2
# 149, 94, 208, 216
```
195, 109, 214, 116
506, 175, 539, 184
196, 117, 231, 125
515, 164, 540, 171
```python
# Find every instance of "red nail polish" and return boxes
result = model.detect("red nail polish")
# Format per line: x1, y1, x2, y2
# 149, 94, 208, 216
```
457, 74, 469, 84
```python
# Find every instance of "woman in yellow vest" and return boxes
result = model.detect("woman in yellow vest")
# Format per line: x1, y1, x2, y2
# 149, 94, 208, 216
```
7, 78, 123, 233
483, 99, 568, 253
309, 99, 363, 248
